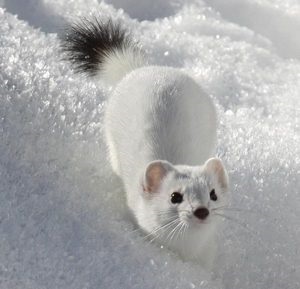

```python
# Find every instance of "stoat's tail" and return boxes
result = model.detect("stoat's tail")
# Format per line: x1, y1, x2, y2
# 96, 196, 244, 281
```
60, 17, 145, 85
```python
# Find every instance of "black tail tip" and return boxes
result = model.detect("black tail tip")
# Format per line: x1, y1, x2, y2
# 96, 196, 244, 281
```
59, 17, 134, 76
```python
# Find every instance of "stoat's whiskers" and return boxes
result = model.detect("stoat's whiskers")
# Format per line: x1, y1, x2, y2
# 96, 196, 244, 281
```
212, 206, 267, 218
176, 221, 187, 241
165, 221, 182, 243
144, 216, 179, 243
143, 213, 190, 246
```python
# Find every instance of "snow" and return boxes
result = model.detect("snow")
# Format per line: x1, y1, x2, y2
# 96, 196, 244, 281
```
0, 0, 299, 288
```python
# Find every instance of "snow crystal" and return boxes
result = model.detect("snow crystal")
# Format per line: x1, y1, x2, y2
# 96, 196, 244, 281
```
0, 0, 299, 288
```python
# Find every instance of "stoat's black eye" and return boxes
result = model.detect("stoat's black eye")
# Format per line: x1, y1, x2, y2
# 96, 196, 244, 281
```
210, 189, 217, 201
171, 192, 183, 204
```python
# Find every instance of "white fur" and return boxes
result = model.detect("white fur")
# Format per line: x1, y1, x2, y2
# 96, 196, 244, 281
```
104, 64, 228, 268
99, 48, 145, 86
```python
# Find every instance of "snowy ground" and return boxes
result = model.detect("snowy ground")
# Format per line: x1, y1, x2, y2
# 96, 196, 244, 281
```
0, 0, 299, 288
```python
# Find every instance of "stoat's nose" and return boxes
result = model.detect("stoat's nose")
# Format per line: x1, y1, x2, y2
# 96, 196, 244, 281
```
194, 207, 209, 220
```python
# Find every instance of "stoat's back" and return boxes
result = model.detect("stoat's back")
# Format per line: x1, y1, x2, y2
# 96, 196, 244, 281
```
105, 66, 217, 188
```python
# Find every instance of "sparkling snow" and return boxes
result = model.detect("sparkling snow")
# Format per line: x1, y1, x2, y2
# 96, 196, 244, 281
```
0, 0, 299, 288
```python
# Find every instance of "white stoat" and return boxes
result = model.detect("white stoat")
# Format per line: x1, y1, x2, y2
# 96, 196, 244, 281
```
61, 17, 229, 269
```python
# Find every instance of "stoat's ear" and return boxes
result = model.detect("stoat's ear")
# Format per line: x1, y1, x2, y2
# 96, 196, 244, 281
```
204, 158, 229, 191
143, 160, 174, 193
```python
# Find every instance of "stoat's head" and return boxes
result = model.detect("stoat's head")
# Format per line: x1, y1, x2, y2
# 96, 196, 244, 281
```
140, 158, 229, 240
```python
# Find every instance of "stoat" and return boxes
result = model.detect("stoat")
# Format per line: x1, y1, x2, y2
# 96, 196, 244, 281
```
60, 17, 229, 269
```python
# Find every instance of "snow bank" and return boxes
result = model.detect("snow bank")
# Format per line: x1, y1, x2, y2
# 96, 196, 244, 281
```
0, 0, 299, 288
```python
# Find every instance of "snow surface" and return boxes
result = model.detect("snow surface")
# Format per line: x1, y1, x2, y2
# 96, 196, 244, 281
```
0, 0, 299, 288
